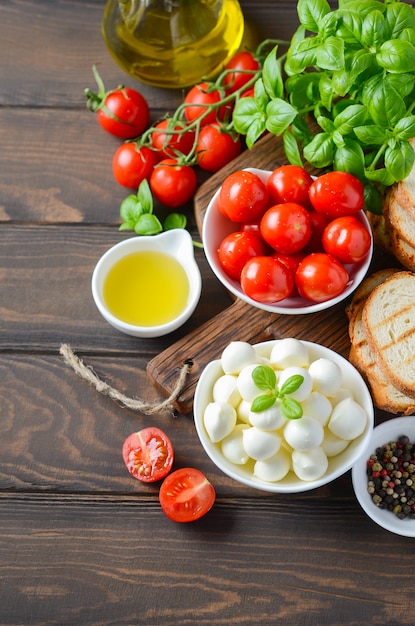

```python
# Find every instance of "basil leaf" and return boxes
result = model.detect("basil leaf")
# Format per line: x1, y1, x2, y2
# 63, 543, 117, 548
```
279, 374, 304, 395
136, 178, 153, 214
334, 103, 367, 134
265, 99, 297, 136
377, 40, 415, 74
364, 166, 396, 187
393, 115, 415, 141
164, 213, 186, 231
361, 10, 386, 48
119, 195, 143, 229
386, 2, 415, 39
384, 140, 415, 182
334, 139, 365, 178
251, 394, 277, 413
134, 213, 163, 236
262, 45, 284, 99
303, 132, 335, 168
281, 398, 303, 420
297, 0, 330, 33
283, 130, 303, 167
252, 365, 276, 392
315, 36, 344, 71
332, 50, 374, 96
364, 182, 384, 215
285, 37, 320, 74
362, 75, 406, 127
353, 124, 387, 145
246, 116, 267, 148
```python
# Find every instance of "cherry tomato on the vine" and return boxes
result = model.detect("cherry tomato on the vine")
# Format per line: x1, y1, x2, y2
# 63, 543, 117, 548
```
322, 215, 372, 264
223, 51, 260, 93
150, 119, 195, 159
150, 158, 197, 208
217, 230, 266, 280
184, 82, 229, 126
241, 256, 294, 303
260, 203, 312, 254
295, 253, 349, 303
159, 468, 216, 523
267, 165, 313, 207
122, 427, 174, 483
112, 144, 159, 189
218, 170, 269, 222
309, 171, 364, 218
196, 124, 242, 172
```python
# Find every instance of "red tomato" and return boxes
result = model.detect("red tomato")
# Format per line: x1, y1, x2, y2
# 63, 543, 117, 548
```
218, 170, 269, 222
260, 203, 312, 254
223, 51, 260, 93
159, 468, 216, 523
122, 427, 174, 483
184, 82, 228, 126
240, 256, 294, 303
295, 253, 349, 302
150, 119, 195, 158
95, 87, 150, 139
271, 251, 306, 296
112, 144, 159, 189
322, 216, 372, 264
150, 158, 197, 208
303, 209, 331, 253
196, 124, 242, 172
217, 230, 266, 280
309, 171, 364, 218
267, 165, 313, 207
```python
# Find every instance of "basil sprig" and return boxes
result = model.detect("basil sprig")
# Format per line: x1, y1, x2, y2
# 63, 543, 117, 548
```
233, 0, 415, 213
251, 365, 304, 420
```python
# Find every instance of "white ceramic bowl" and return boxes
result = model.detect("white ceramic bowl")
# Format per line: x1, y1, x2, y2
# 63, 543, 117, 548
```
202, 167, 373, 314
91, 229, 201, 338
352, 416, 415, 537
194, 339, 374, 493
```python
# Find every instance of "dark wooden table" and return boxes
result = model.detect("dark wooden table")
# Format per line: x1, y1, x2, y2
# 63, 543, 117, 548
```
1, 1, 415, 624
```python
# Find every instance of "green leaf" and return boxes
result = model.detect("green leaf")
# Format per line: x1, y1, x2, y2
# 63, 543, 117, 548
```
136, 178, 153, 214
279, 374, 304, 395
303, 132, 335, 168
315, 36, 344, 71
376, 40, 415, 74
134, 213, 163, 235
281, 397, 303, 420
265, 99, 297, 136
233, 96, 264, 135
384, 140, 415, 182
250, 394, 277, 413
334, 104, 368, 135
285, 37, 320, 74
364, 166, 396, 187
386, 2, 415, 39
361, 10, 386, 48
393, 115, 415, 141
283, 130, 303, 167
262, 45, 284, 99
252, 365, 277, 392
246, 116, 267, 148
164, 213, 187, 230
362, 75, 406, 127
353, 124, 387, 145
333, 139, 365, 178
119, 195, 143, 229
297, 0, 330, 32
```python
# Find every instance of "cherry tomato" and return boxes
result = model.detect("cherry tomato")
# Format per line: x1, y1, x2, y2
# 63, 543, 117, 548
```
217, 230, 266, 280
184, 82, 228, 126
240, 221, 262, 236
260, 203, 312, 254
150, 119, 195, 158
159, 468, 216, 523
95, 87, 149, 139
241, 256, 294, 303
150, 158, 197, 208
271, 251, 306, 296
309, 171, 364, 218
218, 170, 269, 222
303, 209, 331, 253
196, 124, 241, 172
223, 51, 260, 93
267, 165, 313, 207
295, 253, 349, 303
112, 144, 159, 189
322, 216, 372, 264
122, 427, 174, 483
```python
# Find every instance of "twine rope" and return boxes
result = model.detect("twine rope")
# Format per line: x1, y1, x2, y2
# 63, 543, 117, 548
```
59, 343, 190, 416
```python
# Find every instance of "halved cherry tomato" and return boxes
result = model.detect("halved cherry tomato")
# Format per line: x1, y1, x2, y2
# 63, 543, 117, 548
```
159, 468, 216, 523
150, 158, 197, 208
260, 203, 312, 254
218, 230, 266, 280
322, 215, 371, 264
150, 119, 195, 158
122, 427, 174, 483
309, 171, 364, 218
112, 144, 159, 189
267, 165, 313, 207
218, 170, 268, 222
240, 256, 294, 303
295, 253, 349, 302
223, 51, 260, 93
196, 124, 241, 172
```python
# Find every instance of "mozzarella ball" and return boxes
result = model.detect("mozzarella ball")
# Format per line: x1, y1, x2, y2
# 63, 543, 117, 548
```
284, 416, 324, 451
213, 374, 241, 408
328, 397, 367, 440
221, 424, 250, 465
237, 363, 262, 402
270, 338, 309, 369
331, 387, 353, 407
300, 391, 332, 427
308, 358, 342, 396
277, 366, 312, 402
242, 427, 282, 461
292, 447, 328, 481
321, 430, 350, 457
203, 401, 237, 443
254, 448, 291, 482
221, 341, 258, 375
237, 399, 252, 424
248, 403, 287, 431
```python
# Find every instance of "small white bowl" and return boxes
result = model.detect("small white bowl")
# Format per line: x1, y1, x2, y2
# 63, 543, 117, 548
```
193, 339, 374, 493
202, 167, 373, 315
352, 416, 415, 537
91, 229, 201, 338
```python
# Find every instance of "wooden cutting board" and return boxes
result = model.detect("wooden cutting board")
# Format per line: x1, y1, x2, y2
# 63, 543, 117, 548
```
146, 134, 361, 414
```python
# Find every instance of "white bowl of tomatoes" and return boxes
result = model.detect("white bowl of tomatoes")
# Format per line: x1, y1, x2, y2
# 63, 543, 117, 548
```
202, 167, 373, 314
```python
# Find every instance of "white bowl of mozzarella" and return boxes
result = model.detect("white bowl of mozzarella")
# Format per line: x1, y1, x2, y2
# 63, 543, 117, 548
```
193, 338, 374, 493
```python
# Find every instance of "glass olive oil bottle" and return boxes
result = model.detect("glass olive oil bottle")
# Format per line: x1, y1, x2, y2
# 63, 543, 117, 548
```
102, 0, 244, 88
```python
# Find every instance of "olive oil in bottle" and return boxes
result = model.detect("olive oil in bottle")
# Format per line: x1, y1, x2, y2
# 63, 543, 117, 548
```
101, 0, 244, 88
